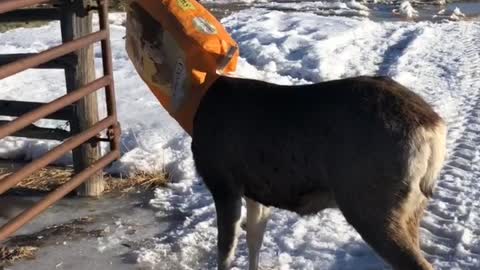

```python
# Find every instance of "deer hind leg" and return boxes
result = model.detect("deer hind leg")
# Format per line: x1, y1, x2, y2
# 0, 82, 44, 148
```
337, 185, 433, 270
245, 197, 271, 270
405, 195, 428, 249
213, 191, 242, 270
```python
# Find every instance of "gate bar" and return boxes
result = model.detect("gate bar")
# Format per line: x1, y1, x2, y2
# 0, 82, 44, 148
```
0, 75, 111, 139
0, 150, 120, 241
0, 116, 116, 195
0, 53, 76, 69
0, 0, 54, 14
98, 0, 119, 151
0, 30, 108, 79
0, 100, 74, 120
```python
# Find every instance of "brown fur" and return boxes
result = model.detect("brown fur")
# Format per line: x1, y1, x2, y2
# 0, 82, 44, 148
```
192, 75, 446, 270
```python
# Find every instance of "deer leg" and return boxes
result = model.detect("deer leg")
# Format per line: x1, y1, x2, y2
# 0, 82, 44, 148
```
336, 184, 433, 270
213, 192, 242, 270
245, 197, 271, 270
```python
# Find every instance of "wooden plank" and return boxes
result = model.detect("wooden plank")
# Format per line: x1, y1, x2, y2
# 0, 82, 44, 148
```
0, 100, 74, 120
0, 8, 61, 22
0, 120, 70, 141
0, 53, 77, 69
60, 0, 105, 196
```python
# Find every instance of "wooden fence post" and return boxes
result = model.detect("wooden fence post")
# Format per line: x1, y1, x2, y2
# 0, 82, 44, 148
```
61, 0, 105, 196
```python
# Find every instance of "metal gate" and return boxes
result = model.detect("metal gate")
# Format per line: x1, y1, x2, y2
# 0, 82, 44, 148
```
0, 0, 120, 241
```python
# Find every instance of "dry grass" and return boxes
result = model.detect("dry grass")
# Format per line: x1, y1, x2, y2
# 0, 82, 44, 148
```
0, 246, 38, 266
0, 165, 168, 195
104, 170, 169, 193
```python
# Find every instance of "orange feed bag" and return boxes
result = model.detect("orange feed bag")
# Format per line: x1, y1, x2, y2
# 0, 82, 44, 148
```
125, 0, 239, 135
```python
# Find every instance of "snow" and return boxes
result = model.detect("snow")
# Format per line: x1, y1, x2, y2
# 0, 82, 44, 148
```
450, 6, 466, 20
393, 1, 419, 18
2, 4, 480, 270
253, 1, 371, 17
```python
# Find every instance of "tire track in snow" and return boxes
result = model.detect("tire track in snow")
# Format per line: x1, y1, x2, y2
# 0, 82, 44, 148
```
376, 27, 422, 77
446, 23, 480, 269
392, 22, 480, 269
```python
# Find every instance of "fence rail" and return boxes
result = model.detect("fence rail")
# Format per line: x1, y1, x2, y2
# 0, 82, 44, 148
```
0, 0, 54, 14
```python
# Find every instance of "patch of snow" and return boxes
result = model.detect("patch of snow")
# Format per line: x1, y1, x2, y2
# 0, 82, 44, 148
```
256, 1, 371, 17
450, 7, 466, 21
393, 1, 419, 18
346, 0, 370, 11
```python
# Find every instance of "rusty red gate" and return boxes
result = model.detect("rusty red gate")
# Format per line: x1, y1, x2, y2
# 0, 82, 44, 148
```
0, 0, 121, 241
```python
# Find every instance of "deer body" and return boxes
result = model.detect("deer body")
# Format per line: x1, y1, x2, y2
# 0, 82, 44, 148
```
191, 75, 446, 270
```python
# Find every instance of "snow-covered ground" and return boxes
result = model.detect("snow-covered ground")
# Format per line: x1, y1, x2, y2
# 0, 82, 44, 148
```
1, 2, 480, 269
202, 0, 480, 21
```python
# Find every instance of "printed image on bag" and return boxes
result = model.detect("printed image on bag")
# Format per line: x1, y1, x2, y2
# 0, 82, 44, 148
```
126, 2, 187, 103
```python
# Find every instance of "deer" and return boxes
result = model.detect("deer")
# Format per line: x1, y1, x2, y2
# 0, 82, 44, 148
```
191, 75, 447, 270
